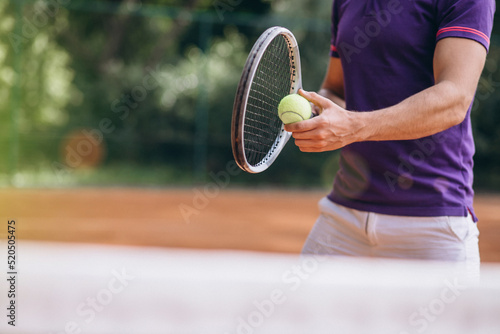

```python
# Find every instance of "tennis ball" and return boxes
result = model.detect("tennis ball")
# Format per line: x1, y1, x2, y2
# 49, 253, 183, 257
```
278, 94, 313, 124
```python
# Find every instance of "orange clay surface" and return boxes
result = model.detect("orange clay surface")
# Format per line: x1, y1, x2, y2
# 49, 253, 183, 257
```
1, 188, 499, 262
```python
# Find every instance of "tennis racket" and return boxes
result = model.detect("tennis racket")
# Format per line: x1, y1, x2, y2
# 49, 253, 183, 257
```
231, 26, 302, 173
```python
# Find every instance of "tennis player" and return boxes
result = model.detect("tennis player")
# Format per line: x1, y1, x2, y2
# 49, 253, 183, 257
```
285, 0, 495, 279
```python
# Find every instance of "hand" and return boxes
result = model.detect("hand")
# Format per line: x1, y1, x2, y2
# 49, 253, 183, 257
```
284, 89, 363, 152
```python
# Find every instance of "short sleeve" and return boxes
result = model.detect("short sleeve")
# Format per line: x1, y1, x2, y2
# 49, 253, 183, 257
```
436, 0, 495, 52
330, 0, 340, 58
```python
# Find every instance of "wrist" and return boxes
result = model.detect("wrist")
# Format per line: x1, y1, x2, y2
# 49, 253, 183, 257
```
348, 110, 372, 143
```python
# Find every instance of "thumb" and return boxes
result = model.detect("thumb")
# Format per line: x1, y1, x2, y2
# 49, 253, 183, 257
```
298, 89, 332, 113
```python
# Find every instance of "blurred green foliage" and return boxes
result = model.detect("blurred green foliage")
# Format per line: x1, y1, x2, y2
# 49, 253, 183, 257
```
0, 0, 499, 190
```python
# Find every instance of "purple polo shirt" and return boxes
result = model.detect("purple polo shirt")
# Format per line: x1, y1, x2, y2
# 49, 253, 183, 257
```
328, 0, 495, 220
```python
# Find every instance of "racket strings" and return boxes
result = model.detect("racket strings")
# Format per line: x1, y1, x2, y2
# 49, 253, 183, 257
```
244, 35, 293, 166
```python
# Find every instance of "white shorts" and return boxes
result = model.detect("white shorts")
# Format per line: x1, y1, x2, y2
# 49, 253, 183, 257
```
302, 197, 480, 280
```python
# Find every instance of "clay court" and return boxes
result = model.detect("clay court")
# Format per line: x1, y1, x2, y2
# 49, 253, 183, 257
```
2, 188, 499, 262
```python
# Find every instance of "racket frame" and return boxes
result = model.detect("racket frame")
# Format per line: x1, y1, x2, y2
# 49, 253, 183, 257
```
231, 26, 302, 173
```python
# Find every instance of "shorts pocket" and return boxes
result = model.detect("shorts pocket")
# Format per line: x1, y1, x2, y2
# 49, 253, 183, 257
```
445, 215, 474, 241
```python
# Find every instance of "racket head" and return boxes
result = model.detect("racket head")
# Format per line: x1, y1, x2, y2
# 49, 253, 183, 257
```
231, 26, 302, 173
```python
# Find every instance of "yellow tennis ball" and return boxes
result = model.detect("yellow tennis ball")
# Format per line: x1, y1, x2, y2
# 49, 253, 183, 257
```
278, 94, 313, 124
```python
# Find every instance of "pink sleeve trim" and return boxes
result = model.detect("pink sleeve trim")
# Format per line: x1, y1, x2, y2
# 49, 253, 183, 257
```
437, 26, 490, 45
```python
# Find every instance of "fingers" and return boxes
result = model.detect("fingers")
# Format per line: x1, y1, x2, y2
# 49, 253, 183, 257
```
293, 135, 343, 152
283, 89, 335, 133
291, 127, 345, 152
291, 127, 321, 139
293, 140, 326, 152
298, 89, 333, 111
280, 90, 357, 152
284, 115, 320, 133
290, 122, 334, 151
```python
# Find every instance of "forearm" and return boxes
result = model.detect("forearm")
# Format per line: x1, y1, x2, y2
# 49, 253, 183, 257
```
353, 81, 472, 142
353, 38, 485, 143
287, 38, 486, 153
287, 84, 472, 152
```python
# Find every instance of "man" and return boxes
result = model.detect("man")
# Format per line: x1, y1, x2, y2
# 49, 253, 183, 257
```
285, 0, 495, 278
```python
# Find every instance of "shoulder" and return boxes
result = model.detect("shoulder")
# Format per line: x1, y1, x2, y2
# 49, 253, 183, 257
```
434, 0, 495, 51
434, 0, 495, 17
